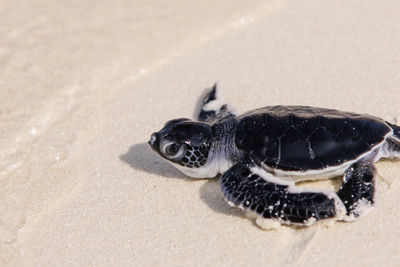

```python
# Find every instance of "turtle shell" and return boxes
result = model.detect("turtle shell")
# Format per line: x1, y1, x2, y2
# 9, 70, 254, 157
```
235, 106, 392, 171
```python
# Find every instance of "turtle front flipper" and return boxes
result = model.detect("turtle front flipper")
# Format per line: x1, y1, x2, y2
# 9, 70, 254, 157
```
220, 161, 345, 229
337, 157, 377, 220
196, 83, 236, 123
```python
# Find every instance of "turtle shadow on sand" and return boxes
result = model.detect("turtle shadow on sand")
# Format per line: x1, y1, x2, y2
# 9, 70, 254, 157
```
120, 142, 188, 179
120, 142, 246, 217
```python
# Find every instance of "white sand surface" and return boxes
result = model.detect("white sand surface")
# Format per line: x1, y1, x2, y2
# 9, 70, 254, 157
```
2, 0, 400, 266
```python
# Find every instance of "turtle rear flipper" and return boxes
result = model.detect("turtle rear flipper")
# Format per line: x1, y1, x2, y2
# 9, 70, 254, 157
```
220, 161, 345, 228
386, 121, 400, 138
337, 156, 377, 220
385, 122, 400, 157
196, 83, 236, 123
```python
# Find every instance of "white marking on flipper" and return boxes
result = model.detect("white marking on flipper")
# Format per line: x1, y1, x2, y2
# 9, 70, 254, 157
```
342, 198, 374, 221
201, 86, 225, 112
201, 86, 237, 116
195, 85, 237, 122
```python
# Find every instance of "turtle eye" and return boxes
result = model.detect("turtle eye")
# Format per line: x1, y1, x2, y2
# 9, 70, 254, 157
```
165, 143, 179, 156
161, 142, 186, 160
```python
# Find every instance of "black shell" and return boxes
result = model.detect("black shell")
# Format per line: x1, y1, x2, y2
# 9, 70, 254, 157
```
235, 106, 392, 171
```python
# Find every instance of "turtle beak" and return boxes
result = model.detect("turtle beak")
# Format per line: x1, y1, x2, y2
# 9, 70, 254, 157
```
148, 132, 160, 150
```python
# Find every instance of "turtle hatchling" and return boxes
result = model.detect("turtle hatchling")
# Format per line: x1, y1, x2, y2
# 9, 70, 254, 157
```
148, 84, 400, 228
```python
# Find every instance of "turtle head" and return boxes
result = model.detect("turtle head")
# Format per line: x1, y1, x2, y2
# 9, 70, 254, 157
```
148, 118, 214, 177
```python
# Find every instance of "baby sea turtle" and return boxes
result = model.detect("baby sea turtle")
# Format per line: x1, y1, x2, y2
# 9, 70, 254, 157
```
148, 84, 400, 228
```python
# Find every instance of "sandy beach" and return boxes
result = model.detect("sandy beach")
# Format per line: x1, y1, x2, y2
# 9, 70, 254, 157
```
1, 0, 400, 266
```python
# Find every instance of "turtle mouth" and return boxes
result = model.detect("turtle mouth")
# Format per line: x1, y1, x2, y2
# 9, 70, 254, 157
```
148, 132, 160, 151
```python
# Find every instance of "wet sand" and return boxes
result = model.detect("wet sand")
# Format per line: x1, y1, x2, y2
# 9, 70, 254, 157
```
2, 0, 400, 266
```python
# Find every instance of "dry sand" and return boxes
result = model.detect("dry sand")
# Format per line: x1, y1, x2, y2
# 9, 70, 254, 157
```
1, 0, 400, 266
